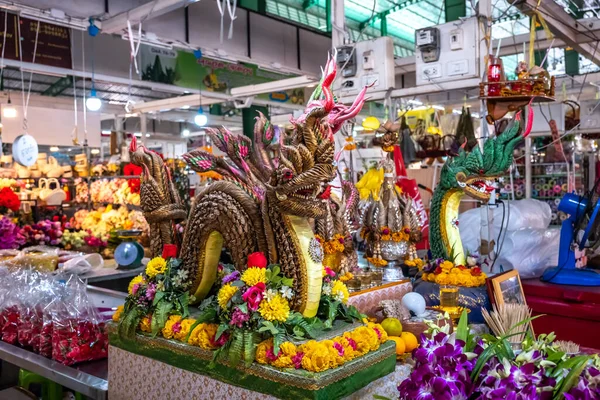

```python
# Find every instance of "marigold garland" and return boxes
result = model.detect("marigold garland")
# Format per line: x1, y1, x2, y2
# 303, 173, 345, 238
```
254, 323, 388, 372
339, 272, 354, 282
112, 305, 124, 322
421, 260, 487, 288
315, 234, 346, 254
404, 258, 425, 269
366, 257, 388, 267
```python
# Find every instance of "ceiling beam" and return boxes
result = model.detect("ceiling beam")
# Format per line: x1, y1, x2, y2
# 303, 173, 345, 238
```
101, 0, 193, 34
509, 0, 600, 65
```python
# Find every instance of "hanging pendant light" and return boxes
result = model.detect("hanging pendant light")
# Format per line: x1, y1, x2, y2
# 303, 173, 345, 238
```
3, 92, 16, 118
86, 87, 102, 111
194, 108, 207, 126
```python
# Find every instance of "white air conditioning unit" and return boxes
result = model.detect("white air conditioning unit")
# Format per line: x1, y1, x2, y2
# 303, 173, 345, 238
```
334, 37, 395, 101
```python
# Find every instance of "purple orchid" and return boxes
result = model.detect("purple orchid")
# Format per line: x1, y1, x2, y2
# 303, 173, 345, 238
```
222, 270, 240, 285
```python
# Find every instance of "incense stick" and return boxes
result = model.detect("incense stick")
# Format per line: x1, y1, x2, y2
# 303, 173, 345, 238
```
482, 303, 532, 343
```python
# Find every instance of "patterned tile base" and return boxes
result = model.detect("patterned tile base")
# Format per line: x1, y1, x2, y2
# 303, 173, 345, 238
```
108, 345, 411, 400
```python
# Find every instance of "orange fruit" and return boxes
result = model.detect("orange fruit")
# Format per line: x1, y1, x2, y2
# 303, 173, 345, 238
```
388, 336, 406, 355
401, 332, 419, 352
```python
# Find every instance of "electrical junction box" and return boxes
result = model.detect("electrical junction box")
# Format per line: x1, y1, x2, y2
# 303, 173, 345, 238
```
334, 36, 395, 100
415, 17, 480, 86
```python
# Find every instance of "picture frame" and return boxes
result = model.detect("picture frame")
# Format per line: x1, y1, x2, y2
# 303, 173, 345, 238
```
489, 270, 527, 308
486, 269, 534, 335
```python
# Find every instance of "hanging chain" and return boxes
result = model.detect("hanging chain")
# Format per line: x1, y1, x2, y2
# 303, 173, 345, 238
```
17, 15, 40, 132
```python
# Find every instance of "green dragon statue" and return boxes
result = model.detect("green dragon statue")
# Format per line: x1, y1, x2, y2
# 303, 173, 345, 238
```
429, 114, 528, 265
130, 57, 369, 318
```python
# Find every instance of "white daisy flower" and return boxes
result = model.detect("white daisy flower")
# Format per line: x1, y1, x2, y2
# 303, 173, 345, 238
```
322, 284, 332, 296
333, 291, 344, 302
280, 286, 293, 299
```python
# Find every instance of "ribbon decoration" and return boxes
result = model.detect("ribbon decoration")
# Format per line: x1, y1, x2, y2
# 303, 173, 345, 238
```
216, 0, 238, 43
528, 0, 554, 68
127, 20, 143, 75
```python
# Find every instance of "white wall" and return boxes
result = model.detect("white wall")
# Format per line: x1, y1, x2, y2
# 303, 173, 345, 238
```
2, 106, 102, 147
249, 13, 298, 69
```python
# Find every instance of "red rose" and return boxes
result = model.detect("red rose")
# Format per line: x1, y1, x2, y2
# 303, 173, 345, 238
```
471, 267, 482, 276
404, 228, 411, 234
242, 282, 266, 311
162, 244, 178, 259
434, 266, 442, 275
382, 228, 390, 235
338, 237, 345, 244
457, 265, 467, 271
247, 252, 268, 269
324, 267, 335, 277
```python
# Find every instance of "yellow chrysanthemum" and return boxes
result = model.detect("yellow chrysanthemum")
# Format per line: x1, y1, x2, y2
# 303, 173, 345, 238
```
112, 305, 124, 322
367, 257, 388, 267
128, 275, 145, 294
258, 294, 290, 322
162, 315, 182, 339
331, 280, 350, 304
188, 323, 218, 349
217, 283, 238, 309
145, 257, 167, 278
174, 318, 197, 342
139, 315, 152, 332
368, 322, 389, 344
241, 267, 266, 286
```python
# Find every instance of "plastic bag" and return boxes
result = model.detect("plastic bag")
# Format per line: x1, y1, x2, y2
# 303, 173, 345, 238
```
17, 271, 43, 348
0, 270, 26, 344
51, 276, 108, 365
56, 253, 104, 275
459, 199, 552, 232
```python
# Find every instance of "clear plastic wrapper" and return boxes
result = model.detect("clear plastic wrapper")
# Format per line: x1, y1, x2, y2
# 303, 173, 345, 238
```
51, 276, 108, 365
0, 270, 26, 344
16, 271, 42, 348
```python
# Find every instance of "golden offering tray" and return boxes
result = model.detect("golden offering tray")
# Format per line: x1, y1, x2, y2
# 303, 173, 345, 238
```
479, 76, 556, 123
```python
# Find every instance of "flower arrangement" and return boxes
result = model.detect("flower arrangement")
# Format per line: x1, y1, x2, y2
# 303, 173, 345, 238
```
0, 216, 25, 250
61, 230, 86, 250
0, 186, 20, 213
114, 250, 370, 372
420, 257, 487, 288
398, 311, 600, 400
344, 137, 357, 151
117, 245, 192, 338
315, 234, 346, 254
90, 178, 140, 205
21, 220, 64, 247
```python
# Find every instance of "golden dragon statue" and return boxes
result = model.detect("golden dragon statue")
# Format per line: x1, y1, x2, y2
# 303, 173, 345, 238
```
130, 57, 368, 318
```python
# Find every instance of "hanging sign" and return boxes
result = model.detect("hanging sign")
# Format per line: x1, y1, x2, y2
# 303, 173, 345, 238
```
12, 134, 38, 166
0, 11, 72, 69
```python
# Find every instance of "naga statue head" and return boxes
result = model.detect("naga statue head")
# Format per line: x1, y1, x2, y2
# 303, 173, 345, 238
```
184, 55, 369, 219
439, 115, 527, 202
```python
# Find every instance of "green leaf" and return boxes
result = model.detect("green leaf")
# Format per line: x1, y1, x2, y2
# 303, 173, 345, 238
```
237, 303, 248, 314
117, 308, 143, 340
265, 269, 272, 282
273, 331, 285, 356
456, 309, 469, 342
229, 330, 243, 367
271, 265, 280, 278
243, 331, 259, 367
152, 291, 166, 306
372, 396, 392, 400
178, 292, 190, 318
325, 300, 341, 329
292, 325, 306, 338
230, 280, 245, 288
215, 323, 229, 341
554, 356, 589, 398
281, 277, 294, 287
258, 320, 279, 335
151, 300, 173, 336
470, 340, 504, 381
